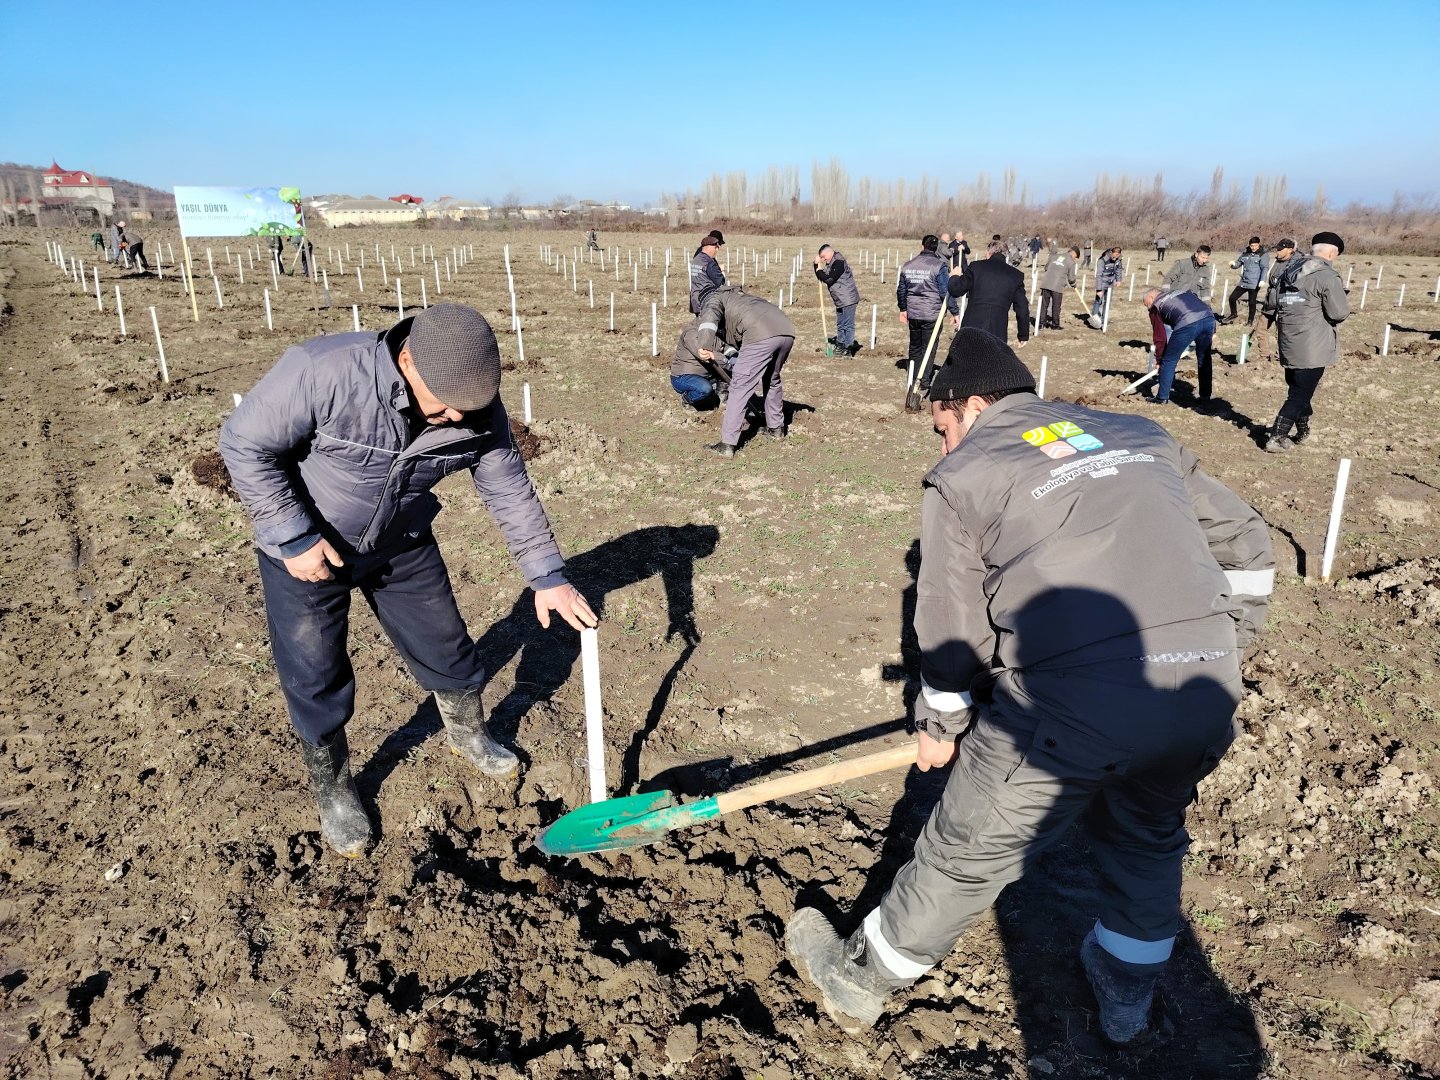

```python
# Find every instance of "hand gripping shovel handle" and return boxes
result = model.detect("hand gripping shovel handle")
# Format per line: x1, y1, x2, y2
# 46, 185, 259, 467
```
714, 742, 919, 817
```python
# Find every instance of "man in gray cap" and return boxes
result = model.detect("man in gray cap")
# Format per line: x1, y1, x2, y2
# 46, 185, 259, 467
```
219, 304, 597, 858
1262, 231, 1349, 452
786, 328, 1273, 1044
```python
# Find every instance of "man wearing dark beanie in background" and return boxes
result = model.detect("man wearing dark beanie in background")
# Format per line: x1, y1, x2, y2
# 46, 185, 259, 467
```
219, 303, 597, 858
1262, 231, 1349, 453
787, 328, 1274, 1045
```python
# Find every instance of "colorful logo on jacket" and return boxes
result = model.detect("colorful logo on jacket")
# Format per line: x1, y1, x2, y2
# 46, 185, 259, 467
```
1021, 420, 1104, 458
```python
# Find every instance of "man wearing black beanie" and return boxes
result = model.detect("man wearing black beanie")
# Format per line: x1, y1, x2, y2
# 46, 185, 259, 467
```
788, 327, 1275, 1045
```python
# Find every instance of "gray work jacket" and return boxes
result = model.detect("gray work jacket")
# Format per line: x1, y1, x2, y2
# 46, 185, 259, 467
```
1274, 256, 1349, 369
695, 286, 796, 352
912, 394, 1274, 738
218, 321, 567, 589
1039, 253, 1077, 291
689, 251, 726, 314
1163, 255, 1213, 301
814, 252, 860, 308
897, 251, 955, 320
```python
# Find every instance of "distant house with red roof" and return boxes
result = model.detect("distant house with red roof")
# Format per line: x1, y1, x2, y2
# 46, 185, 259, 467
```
41, 161, 116, 217
389, 193, 424, 205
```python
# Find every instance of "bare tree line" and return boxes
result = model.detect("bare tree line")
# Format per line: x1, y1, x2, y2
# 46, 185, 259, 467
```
659, 161, 1437, 253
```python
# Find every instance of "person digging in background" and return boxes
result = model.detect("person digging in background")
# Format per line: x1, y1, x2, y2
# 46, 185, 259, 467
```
1038, 246, 1080, 330
1155, 235, 1169, 262
218, 303, 597, 858
670, 318, 734, 409
1219, 237, 1269, 326
1142, 286, 1217, 407
897, 235, 959, 395
815, 244, 862, 356
1089, 246, 1124, 326
696, 285, 796, 457
1251, 238, 1297, 361
786, 328, 1275, 1044
1261, 231, 1349, 453
117, 222, 149, 272
689, 232, 727, 314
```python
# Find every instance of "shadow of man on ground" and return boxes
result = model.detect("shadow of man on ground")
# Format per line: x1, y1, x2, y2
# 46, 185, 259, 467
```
355, 524, 719, 796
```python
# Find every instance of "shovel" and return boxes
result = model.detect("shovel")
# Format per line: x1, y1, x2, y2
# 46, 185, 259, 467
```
818, 279, 834, 356
904, 311, 948, 413
535, 741, 918, 857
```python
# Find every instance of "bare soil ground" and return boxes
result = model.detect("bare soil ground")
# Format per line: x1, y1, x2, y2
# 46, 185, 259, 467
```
0, 230, 1436, 1079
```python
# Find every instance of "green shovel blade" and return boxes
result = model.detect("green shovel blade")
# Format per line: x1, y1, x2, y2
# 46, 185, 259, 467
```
535, 791, 722, 857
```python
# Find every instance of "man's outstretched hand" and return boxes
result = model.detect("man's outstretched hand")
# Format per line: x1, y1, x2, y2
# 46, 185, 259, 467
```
534, 583, 599, 631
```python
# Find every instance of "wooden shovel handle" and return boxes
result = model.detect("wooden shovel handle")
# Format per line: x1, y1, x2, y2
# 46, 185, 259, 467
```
714, 742, 919, 817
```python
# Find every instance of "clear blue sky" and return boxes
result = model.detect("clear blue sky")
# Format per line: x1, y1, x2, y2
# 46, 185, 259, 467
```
6, 0, 1436, 209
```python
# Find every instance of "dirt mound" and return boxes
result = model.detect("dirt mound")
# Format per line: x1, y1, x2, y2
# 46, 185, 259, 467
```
509, 417, 548, 461
190, 450, 237, 499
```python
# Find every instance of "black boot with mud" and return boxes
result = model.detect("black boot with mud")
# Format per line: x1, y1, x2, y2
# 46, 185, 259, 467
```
1264, 414, 1295, 453
299, 729, 371, 858
434, 687, 518, 776
786, 908, 896, 1034
1080, 928, 1162, 1045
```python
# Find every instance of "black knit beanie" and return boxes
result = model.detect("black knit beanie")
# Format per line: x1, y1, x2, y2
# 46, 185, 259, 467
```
929, 329, 1036, 401
406, 304, 502, 411
1311, 230, 1345, 255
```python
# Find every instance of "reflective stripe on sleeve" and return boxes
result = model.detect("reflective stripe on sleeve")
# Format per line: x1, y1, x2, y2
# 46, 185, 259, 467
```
862, 909, 935, 980
697, 322, 719, 333
1224, 567, 1275, 596
1094, 920, 1175, 964
920, 678, 972, 713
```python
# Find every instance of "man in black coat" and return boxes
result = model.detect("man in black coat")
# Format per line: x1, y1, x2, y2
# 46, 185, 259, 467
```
946, 240, 1031, 348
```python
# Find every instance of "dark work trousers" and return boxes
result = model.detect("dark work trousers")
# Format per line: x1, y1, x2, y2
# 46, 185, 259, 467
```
1277, 366, 1326, 425
1156, 246, 1167, 262
1039, 288, 1063, 329
719, 334, 794, 444
1227, 286, 1259, 324
1155, 316, 1215, 403
127, 241, 150, 272
862, 656, 1241, 983
907, 318, 941, 389
257, 534, 485, 746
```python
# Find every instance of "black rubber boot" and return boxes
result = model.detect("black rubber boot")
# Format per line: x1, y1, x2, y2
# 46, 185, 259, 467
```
759, 426, 785, 440
1264, 414, 1295, 453
786, 908, 901, 1034
434, 687, 518, 776
1080, 929, 1162, 1045
847, 341, 863, 356
1291, 417, 1311, 445
299, 729, 371, 858
705, 441, 736, 458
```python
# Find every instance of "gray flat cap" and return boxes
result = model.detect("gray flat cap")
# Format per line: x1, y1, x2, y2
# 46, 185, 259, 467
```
407, 303, 501, 411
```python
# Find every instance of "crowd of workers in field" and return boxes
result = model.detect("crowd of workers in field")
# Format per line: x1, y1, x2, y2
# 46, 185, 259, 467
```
676, 227, 1348, 457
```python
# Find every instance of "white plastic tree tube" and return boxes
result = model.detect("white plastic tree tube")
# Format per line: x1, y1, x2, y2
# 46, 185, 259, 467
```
581, 628, 606, 804
352, 305, 360, 332
264, 288, 273, 330
1381, 324, 1391, 356
149, 306, 168, 382
870, 304, 877, 349
523, 382, 532, 423
1038, 355, 1048, 398
1319, 459, 1352, 583
114, 286, 126, 336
